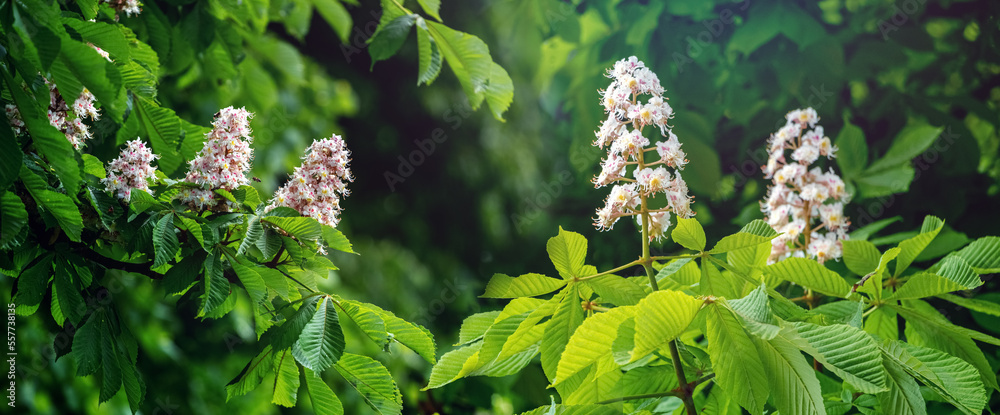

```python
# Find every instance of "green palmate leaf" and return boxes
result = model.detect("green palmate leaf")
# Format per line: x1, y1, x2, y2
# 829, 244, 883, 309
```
305, 368, 344, 415
474, 312, 529, 368
835, 115, 868, 178
766, 258, 850, 298
563, 364, 622, 405
415, 0, 441, 21
119, 350, 146, 413
152, 213, 179, 268
709, 229, 775, 254
864, 307, 898, 341
425, 21, 492, 110
706, 303, 769, 415
887, 272, 964, 300
631, 290, 703, 361
335, 300, 389, 349
99, 318, 122, 403
292, 297, 346, 373
700, 258, 737, 298
271, 350, 300, 407
226, 346, 274, 401
841, 240, 881, 276
655, 258, 697, 287
199, 253, 231, 318
483, 273, 566, 298
484, 61, 514, 122
541, 284, 584, 384
312, 0, 352, 43
230, 259, 268, 305
555, 305, 636, 385
456, 311, 501, 345
956, 236, 1000, 273
671, 217, 706, 251
937, 293, 1000, 317
368, 14, 417, 68
238, 216, 263, 255
878, 358, 926, 415
752, 335, 826, 415
53, 258, 85, 325
935, 255, 981, 289
415, 19, 443, 85
740, 219, 780, 238
321, 225, 354, 253
895, 303, 1000, 392
273, 296, 321, 351
894, 215, 944, 276
262, 215, 322, 241
73, 309, 103, 376
334, 353, 402, 414
14, 254, 52, 310
497, 298, 559, 360
728, 284, 775, 325
425, 342, 481, 389
1, 191, 28, 248
19, 168, 83, 242
133, 95, 182, 174
546, 227, 588, 279
162, 250, 206, 295
785, 322, 887, 393
354, 302, 436, 363
584, 275, 646, 306
880, 340, 986, 415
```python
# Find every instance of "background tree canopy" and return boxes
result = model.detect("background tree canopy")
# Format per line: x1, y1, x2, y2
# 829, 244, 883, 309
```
5, 0, 1000, 413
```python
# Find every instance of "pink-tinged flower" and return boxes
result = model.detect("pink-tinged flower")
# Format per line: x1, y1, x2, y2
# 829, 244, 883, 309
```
5, 104, 24, 135
89, 43, 112, 62
105, 0, 141, 17
102, 139, 159, 201
267, 134, 353, 227
762, 107, 849, 264
591, 56, 696, 239
655, 132, 687, 169
180, 107, 255, 209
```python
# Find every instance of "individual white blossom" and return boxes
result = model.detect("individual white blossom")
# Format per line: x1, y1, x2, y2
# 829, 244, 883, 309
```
105, 0, 141, 17
102, 139, 159, 201
5, 105, 24, 135
179, 107, 255, 210
268, 135, 354, 227
761, 107, 850, 264
592, 56, 695, 242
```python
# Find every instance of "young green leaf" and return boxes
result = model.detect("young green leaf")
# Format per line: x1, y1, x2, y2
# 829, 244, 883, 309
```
766, 258, 850, 298
894, 215, 943, 276
880, 340, 986, 415
706, 302, 769, 415
73, 309, 103, 376
878, 358, 926, 415
19, 168, 83, 242
540, 284, 584, 384
887, 272, 964, 300
271, 350, 300, 407
482, 273, 567, 298
835, 115, 868, 178
456, 311, 501, 346
292, 297, 346, 373
955, 236, 1000, 273
415, 18, 442, 85
752, 335, 827, 415
631, 290, 703, 361
583, 274, 646, 306
198, 253, 231, 318
841, 239, 881, 276
152, 213, 179, 268
672, 217, 706, 251
424, 342, 481, 390
305, 368, 344, 415
785, 322, 887, 393
226, 346, 274, 401
334, 353, 402, 414
334, 299, 389, 349
555, 305, 636, 385
368, 14, 417, 68
864, 307, 899, 341
546, 227, 588, 279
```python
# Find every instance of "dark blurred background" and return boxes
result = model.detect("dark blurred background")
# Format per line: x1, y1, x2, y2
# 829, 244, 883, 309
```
16, 0, 1000, 413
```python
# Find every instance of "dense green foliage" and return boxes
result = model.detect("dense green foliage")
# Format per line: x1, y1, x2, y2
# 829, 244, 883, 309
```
2, 0, 999, 414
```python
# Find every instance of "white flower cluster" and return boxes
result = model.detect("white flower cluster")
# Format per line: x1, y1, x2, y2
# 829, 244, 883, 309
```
268, 135, 354, 228
179, 107, 255, 210
592, 56, 694, 242
105, 0, 141, 17
5, 79, 101, 150
102, 139, 159, 201
762, 108, 849, 264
